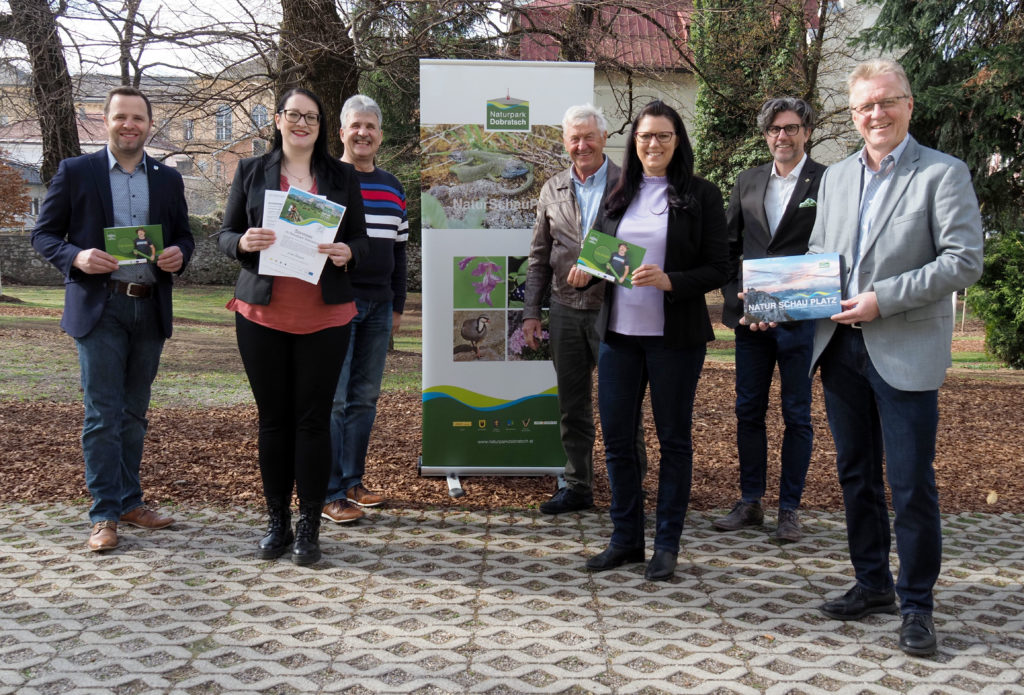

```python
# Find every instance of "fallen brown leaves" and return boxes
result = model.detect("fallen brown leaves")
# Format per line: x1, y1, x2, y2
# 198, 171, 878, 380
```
2, 363, 1020, 515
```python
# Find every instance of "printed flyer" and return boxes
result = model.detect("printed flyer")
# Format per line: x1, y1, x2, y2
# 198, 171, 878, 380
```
576, 229, 646, 289
103, 224, 163, 265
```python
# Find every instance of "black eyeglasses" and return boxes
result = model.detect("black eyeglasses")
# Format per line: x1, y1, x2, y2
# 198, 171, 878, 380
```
851, 95, 909, 115
635, 131, 675, 144
766, 124, 803, 137
278, 109, 321, 125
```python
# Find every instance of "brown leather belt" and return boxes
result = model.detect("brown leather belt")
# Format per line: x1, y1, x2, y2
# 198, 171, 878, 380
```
109, 280, 153, 298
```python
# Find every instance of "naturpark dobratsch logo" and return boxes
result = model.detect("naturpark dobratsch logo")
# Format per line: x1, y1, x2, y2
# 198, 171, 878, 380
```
486, 92, 530, 132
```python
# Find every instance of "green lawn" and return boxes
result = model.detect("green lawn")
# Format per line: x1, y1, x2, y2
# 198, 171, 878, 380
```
1, 287, 1009, 401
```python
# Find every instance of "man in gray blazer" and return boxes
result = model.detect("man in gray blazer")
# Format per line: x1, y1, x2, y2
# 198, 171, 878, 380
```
809, 59, 983, 657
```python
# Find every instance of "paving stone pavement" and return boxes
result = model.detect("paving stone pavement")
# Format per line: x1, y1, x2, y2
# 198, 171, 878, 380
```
0, 503, 1022, 694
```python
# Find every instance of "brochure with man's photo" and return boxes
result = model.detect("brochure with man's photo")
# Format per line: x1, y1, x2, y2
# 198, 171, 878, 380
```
576, 229, 646, 289
103, 224, 164, 265
742, 253, 842, 323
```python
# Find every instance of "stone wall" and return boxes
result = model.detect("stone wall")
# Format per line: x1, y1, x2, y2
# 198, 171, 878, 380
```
1, 217, 422, 291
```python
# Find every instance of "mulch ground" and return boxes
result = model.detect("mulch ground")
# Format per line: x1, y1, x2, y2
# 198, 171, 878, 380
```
1, 296, 1020, 515
2, 364, 1020, 516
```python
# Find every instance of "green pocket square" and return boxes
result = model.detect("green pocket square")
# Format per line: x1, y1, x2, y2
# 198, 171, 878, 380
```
798, 198, 817, 208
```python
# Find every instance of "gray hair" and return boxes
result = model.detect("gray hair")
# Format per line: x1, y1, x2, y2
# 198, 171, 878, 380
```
340, 94, 383, 128
562, 103, 608, 133
756, 97, 815, 133
848, 58, 913, 99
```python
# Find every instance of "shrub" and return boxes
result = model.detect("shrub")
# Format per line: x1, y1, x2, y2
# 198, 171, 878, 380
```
967, 230, 1024, 369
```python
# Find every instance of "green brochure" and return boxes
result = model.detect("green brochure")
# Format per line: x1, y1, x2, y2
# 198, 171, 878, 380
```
576, 228, 646, 289
103, 224, 164, 265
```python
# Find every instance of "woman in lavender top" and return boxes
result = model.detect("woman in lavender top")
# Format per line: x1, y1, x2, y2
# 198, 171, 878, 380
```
568, 100, 729, 581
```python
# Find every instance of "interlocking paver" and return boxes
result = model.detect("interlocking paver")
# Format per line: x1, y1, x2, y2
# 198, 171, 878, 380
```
0, 504, 1023, 693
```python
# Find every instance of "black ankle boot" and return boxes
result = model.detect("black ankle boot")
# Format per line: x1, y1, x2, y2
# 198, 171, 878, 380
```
256, 499, 293, 560
292, 502, 322, 566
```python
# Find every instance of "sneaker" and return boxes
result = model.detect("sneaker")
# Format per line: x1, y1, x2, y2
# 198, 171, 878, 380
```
774, 509, 803, 543
712, 500, 764, 531
322, 499, 364, 523
539, 487, 593, 515
346, 484, 385, 508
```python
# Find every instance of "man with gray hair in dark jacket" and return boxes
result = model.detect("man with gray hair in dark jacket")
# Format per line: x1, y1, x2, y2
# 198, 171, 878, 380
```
524, 103, 645, 514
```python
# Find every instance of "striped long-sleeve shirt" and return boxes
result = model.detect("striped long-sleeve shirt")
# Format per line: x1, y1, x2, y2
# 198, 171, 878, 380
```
352, 167, 409, 313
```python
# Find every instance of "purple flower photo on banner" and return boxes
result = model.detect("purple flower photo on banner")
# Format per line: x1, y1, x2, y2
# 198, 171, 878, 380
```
506, 310, 552, 361
453, 256, 506, 310
472, 261, 502, 306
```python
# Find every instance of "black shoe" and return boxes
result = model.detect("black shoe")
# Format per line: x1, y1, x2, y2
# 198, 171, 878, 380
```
644, 549, 677, 581
820, 584, 898, 620
774, 509, 803, 543
899, 613, 937, 657
256, 500, 293, 560
540, 487, 594, 515
585, 544, 645, 571
292, 502, 322, 566
712, 500, 764, 531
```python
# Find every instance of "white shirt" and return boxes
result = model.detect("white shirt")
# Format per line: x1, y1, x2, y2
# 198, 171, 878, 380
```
764, 153, 807, 236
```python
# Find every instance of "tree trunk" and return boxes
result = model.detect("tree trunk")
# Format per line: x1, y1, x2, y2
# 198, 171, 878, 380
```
3, 0, 81, 184
278, 0, 358, 156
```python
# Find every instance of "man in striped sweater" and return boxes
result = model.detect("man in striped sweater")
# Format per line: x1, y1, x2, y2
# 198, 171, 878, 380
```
323, 94, 409, 524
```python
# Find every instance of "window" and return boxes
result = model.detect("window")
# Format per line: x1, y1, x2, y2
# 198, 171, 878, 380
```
215, 106, 232, 141
176, 158, 193, 175
183, 119, 194, 141
30, 198, 40, 216
214, 160, 224, 180
251, 105, 269, 129
253, 138, 267, 157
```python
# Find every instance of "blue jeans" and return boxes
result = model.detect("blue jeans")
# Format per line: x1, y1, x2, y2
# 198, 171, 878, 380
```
819, 325, 941, 614
75, 292, 165, 523
598, 331, 705, 553
326, 298, 392, 502
734, 322, 814, 510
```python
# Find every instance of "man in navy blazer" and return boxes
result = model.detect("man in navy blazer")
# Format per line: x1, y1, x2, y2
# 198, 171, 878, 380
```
809, 60, 983, 656
715, 98, 824, 544
31, 86, 194, 552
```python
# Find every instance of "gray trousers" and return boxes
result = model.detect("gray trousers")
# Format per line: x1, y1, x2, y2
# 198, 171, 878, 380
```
549, 301, 647, 493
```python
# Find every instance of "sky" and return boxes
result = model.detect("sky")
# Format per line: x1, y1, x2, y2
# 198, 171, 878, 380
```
2, 0, 281, 78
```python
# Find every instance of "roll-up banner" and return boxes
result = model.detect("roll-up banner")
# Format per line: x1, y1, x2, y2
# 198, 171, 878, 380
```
419, 59, 595, 481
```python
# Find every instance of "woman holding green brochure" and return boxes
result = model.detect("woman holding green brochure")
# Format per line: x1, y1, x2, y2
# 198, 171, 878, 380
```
568, 100, 728, 581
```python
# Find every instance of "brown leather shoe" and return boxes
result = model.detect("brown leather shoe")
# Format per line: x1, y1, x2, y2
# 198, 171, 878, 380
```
322, 499, 364, 523
120, 506, 174, 529
88, 521, 119, 552
774, 509, 803, 543
346, 484, 384, 508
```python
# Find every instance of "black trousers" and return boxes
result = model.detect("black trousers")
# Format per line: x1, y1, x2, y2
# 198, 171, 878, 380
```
236, 313, 351, 507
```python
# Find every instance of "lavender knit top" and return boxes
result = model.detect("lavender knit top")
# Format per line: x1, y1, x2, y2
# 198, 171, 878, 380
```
608, 175, 670, 336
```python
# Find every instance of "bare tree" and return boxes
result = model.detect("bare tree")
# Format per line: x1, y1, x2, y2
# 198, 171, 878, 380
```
0, 0, 80, 183
278, 0, 357, 154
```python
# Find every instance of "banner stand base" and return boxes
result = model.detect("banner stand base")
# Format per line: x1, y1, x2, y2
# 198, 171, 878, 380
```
418, 456, 567, 498
446, 473, 465, 499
